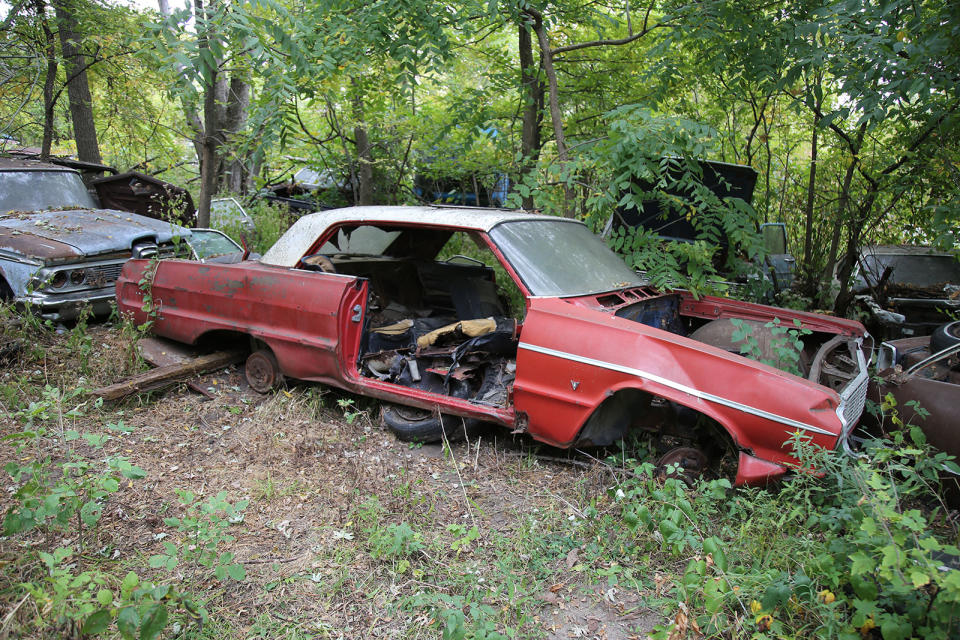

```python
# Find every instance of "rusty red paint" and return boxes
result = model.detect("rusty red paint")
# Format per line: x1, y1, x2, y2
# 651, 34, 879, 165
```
116, 209, 871, 486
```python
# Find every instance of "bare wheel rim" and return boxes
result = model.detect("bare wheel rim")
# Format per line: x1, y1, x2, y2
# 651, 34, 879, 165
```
245, 351, 279, 392
655, 446, 709, 483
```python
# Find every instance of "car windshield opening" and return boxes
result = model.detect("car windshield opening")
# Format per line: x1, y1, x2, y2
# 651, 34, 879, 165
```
489, 219, 644, 297
0, 170, 97, 213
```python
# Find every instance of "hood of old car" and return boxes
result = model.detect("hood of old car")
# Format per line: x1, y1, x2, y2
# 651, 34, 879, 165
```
0, 208, 186, 261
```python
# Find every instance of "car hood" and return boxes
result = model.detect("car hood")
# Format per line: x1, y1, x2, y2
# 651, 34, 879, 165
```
0, 208, 186, 261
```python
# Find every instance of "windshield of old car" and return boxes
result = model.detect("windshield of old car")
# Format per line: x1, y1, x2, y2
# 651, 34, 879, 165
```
489, 219, 644, 296
0, 170, 97, 213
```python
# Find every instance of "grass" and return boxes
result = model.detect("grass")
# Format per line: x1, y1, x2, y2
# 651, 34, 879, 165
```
1, 303, 958, 639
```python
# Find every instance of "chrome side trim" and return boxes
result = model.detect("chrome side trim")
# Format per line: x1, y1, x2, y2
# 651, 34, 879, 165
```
518, 342, 836, 436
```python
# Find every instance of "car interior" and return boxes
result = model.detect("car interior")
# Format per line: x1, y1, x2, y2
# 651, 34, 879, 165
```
297, 225, 521, 408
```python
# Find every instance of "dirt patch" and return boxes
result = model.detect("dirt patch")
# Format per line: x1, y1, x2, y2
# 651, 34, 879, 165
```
0, 321, 663, 638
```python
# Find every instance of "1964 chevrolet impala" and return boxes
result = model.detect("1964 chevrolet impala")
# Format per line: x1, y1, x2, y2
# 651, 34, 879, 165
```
116, 206, 871, 485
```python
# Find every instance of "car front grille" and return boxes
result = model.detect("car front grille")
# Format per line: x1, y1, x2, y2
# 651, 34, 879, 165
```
88, 261, 126, 284
837, 342, 870, 428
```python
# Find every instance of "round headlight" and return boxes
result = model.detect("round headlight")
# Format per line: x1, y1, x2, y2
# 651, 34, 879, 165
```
70, 269, 86, 286
50, 271, 68, 289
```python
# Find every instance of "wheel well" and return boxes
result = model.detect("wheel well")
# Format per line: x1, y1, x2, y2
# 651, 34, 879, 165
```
0, 275, 13, 301
573, 387, 737, 460
194, 329, 249, 351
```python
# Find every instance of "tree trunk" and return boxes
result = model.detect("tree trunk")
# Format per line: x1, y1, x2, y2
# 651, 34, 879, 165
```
352, 80, 374, 205
834, 189, 878, 316
53, 0, 101, 165
193, 0, 226, 227
801, 111, 818, 291
221, 75, 250, 193
527, 10, 574, 218
518, 21, 541, 210
34, 0, 57, 158
821, 157, 857, 302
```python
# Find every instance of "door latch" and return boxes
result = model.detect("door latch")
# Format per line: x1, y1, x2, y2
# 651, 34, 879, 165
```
351, 304, 362, 322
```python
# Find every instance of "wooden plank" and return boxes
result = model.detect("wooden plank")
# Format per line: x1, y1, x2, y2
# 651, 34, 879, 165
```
91, 349, 245, 401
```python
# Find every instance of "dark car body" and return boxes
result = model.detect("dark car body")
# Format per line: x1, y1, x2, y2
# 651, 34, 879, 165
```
116, 206, 871, 486
853, 245, 960, 340
602, 159, 796, 294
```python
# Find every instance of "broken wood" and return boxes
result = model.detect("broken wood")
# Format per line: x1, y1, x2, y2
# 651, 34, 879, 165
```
91, 349, 245, 401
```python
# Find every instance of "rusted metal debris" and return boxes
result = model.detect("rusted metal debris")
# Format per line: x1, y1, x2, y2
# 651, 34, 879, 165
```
90, 348, 244, 401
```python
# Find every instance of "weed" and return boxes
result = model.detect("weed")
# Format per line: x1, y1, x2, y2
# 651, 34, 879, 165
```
731, 316, 811, 376
2, 385, 146, 543
149, 489, 249, 584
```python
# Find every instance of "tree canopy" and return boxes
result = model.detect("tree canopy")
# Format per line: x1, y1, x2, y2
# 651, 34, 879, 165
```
1, 0, 957, 307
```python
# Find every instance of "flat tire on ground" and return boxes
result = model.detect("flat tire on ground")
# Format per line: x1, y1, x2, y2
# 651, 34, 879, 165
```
380, 404, 469, 443
245, 348, 282, 393
930, 321, 960, 354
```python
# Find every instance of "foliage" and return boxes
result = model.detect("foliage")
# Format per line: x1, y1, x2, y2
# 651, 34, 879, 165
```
614, 428, 960, 639
731, 317, 812, 376
16, 554, 206, 640
2, 385, 145, 539
149, 489, 248, 584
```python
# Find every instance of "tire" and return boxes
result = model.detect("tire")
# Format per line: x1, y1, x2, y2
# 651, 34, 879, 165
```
930, 321, 960, 354
380, 404, 471, 443
245, 348, 283, 393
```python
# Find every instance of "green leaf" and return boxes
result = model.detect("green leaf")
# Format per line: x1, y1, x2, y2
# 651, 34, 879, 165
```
80, 501, 102, 526
81, 609, 112, 635
850, 551, 875, 575
139, 603, 168, 640
879, 615, 912, 640
121, 571, 139, 596
910, 570, 930, 588
226, 563, 246, 581
96, 588, 113, 606
148, 554, 168, 569
702, 537, 727, 572
117, 606, 139, 639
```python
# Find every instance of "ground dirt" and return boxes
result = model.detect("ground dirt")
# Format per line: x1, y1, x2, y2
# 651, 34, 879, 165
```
0, 321, 665, 639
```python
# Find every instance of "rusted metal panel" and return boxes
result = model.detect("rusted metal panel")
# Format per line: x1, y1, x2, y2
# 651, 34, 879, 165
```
515, 295, 846, 475
93, 171, 196, 224
0, 209, 182, 257
0, 227, 81, 260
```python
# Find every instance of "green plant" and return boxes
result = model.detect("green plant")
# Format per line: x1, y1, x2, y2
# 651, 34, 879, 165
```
731, 317, 811, 376
336, 397, 365, 425
369, 522, 423, 560
626, 427, 960, 639
2, 385, 146, 542
136, 255, 162, 331
13, 550, 206, 640
64, 305, 95, 374
149, 490, 248, 584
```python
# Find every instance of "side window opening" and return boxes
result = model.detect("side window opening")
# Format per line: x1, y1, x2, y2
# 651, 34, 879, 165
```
321, 225, 520, 410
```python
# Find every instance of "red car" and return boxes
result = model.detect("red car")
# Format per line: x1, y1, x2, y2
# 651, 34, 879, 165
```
116, 206, 870, 485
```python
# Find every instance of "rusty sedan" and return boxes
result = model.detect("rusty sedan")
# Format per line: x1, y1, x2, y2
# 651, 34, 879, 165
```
0, 158, 241, 321
116, 206, 871, 485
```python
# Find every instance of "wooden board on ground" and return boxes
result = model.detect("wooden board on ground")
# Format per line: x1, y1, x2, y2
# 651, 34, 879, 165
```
91, 348, 245, 401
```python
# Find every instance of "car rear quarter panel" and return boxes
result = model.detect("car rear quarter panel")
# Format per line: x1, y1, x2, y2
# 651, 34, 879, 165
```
515, 297, 843, 467
116, 259, 362, 383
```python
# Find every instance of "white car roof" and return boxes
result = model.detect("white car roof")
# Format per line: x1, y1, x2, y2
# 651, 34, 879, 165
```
261, 205, 572, 267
